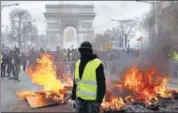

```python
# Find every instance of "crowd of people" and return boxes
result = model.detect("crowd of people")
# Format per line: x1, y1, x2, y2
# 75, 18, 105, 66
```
1, 45, 139, 82
0, 46, 78, 82
1, 48, 23, 82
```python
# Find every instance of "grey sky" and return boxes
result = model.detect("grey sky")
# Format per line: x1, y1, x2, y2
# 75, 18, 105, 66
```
1, 1, 151, 34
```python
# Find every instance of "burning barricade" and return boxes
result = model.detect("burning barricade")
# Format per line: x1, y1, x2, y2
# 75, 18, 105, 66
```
16, 53, 178, 112
101, 67, 178, 112
16, 53, 73, 108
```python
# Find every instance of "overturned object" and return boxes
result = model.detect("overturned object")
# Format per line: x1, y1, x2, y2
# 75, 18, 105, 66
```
16, 89, 72, 109
25, 92, 57, 108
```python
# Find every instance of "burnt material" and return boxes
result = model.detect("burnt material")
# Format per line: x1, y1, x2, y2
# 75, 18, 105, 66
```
147, 104, 159, 111
132, 101, 145, 107
173, 92, 178, 99
25, 92, 57, 108
103, 109, 126, 113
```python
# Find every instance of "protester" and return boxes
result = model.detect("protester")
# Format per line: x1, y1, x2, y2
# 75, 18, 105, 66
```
13, 48, 21, 82
71, 41, 106, 113
7, 50, 15, 78
21, 53, 27, 72
1, 52, 6, 77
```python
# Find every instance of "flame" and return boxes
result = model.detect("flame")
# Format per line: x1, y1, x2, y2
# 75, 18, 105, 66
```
17, 53, 73, 102
121, 67, 170, 102
101, 97, 125, 112
16, 53, 176, 111
62, 73, 73, 87
101, 67, 172, 111
27, 54, 63, 92
101, 87, 126, 112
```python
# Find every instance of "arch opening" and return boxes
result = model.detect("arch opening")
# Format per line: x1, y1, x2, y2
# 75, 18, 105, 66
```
63, 26, 78, 49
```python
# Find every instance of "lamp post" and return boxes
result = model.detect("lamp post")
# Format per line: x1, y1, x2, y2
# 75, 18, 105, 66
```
1, 3, 19, 7
136, 1, 160, 47
111, 19, 134, 50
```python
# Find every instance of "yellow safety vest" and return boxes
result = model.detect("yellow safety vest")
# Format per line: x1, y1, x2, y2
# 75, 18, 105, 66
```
75, 58, 102, 100
172, 51, 178, 61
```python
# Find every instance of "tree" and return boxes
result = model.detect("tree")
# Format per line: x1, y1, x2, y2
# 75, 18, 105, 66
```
9, 8, 31, 51
93, 19, 138, 51
139, 12, 154, 34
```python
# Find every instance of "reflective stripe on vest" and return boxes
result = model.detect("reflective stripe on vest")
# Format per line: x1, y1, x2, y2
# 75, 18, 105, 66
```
75, 58, 102, 100
75, 79, 97, 85
77, 87, 96, 96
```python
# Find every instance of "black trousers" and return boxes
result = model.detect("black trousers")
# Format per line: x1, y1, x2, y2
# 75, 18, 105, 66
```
7, 64, 15, 77
14, 65, 20, 80
75, 99, 101, 113
23, 64, 26, 72
1, 63, 6, 77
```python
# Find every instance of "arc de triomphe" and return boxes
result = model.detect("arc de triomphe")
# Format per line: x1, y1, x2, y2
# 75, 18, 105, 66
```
44, 4, 96, 48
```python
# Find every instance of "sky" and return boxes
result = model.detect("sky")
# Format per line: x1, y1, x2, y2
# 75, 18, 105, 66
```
1, 1, 151, 48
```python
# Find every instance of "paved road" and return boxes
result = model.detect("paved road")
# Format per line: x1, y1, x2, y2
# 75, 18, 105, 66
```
1, 69, 177, 112
1, 72, 74, 112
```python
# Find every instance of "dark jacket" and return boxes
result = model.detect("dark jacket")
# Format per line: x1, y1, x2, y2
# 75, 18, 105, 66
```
71, 54, 106, 103
13, 52, 21, 66
7, 53, 13, 66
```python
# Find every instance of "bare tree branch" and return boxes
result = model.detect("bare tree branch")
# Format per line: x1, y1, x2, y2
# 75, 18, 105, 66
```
9, 8, 32, 51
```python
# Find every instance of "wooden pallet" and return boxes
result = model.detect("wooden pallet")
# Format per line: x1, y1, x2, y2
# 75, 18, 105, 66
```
25, 92, 57, 109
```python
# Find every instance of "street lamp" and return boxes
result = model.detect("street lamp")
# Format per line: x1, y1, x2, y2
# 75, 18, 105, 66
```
1, 3, 19, 8
136, 1, 160, 47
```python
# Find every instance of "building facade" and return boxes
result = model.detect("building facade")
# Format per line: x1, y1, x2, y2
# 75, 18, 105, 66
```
154, 1, 178, 49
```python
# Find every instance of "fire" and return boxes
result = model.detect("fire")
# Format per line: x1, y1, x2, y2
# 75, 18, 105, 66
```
27, 54, 63, 92
101, 67, 172, 111
17, 53, 73, 103
101, 97, 125, 112
62, 73, 73, 87
101, 85, 126, 111
16, 53, 176, 111
121, 67, 170, 102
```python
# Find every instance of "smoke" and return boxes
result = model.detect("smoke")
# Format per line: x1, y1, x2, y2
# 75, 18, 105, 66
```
118, 32, 178, 79
132, 33, 177, 77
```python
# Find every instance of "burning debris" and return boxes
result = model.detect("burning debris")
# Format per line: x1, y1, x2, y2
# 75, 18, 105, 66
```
101, 67, 178, 112
16, 53, 178, 112
16, 53, 73, 108
101, 97, 126, 113
25, 92, 57, 108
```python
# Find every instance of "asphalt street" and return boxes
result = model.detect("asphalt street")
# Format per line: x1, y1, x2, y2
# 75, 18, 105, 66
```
1, 72, 75, 112
1, 68, 177, 112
